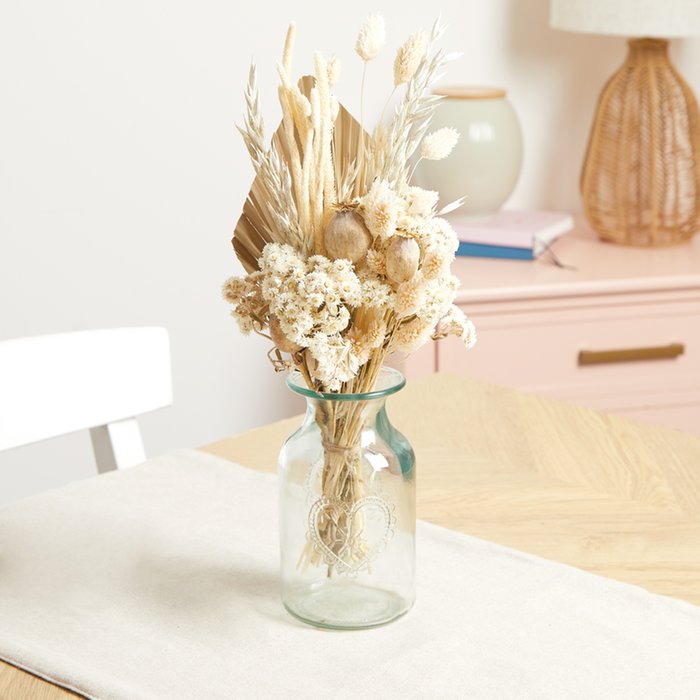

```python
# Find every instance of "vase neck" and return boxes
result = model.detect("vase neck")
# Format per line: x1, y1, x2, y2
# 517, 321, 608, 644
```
305, 395, 387, 420
286, 366, 406, 402
303, 394, 389, 450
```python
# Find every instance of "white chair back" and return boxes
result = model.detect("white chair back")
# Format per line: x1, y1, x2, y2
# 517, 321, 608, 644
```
0, 327, 172, 472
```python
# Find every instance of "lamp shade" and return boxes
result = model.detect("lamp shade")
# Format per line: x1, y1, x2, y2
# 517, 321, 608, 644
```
550, 0, 700, 38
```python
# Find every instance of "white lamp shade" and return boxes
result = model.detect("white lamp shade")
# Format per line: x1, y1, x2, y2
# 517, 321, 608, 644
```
551, 0, 700, 38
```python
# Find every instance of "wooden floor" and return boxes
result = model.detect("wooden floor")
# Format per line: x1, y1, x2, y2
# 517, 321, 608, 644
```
2, 372, 699, 698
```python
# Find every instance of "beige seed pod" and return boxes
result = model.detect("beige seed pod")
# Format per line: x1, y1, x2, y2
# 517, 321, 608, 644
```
385, 235, 420, 284
323, 208, 372, 263
268, 315, 300, 354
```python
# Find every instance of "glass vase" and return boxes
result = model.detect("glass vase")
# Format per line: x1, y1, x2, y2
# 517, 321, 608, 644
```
278, 366, 416, 629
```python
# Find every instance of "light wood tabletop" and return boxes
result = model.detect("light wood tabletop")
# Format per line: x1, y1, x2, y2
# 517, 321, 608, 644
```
2, 372, 700, 698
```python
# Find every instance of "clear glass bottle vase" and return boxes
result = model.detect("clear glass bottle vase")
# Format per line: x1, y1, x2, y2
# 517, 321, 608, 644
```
278, 366, 416, 629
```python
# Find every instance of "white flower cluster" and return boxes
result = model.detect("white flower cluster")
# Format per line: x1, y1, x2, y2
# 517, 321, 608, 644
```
224, 178, 476, 390
354, 182, 470, 355
222, 271, 265, 335
260, 245, 362, 344
225, 243, 392, 389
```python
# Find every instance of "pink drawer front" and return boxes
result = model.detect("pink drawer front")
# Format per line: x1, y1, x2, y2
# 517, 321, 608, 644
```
437, 298, 700, 408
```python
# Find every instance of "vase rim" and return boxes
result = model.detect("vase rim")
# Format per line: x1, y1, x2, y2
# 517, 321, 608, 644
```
286, 366, 406, 402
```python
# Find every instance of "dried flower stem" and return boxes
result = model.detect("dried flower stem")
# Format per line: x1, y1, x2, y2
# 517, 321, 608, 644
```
359, 61, 368, 193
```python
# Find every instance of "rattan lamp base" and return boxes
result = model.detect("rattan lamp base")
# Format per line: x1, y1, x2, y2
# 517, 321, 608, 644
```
581, 39, 700, 246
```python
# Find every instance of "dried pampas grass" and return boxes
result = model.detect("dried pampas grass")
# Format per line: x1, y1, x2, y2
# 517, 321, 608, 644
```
355, 13, 386, 62
394, 31, 428, 86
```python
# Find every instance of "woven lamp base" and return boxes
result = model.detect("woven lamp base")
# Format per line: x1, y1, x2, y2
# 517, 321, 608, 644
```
581, 38, 700, 246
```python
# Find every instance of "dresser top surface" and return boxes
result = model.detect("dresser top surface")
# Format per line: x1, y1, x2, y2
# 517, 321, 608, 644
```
453, 219, 700, 303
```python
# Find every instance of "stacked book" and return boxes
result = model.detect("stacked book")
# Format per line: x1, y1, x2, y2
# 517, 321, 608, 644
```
450, 210, 574, 260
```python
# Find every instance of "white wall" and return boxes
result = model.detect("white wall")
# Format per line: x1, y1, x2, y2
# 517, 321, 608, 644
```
2, 0, 699, 502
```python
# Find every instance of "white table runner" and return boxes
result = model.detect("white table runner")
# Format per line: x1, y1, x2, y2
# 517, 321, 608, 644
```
1, 449, 699, 700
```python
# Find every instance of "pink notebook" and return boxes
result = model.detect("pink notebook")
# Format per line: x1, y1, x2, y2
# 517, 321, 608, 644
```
449, 210, 574, 255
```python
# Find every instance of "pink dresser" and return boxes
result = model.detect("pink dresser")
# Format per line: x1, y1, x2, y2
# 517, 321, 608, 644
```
405, 222, 700, 437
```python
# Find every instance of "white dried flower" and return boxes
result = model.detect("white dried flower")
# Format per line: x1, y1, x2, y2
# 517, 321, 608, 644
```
221, 276, 249, 304
434, 217, 460, 253
404, 186, 439, 217
307, 333, 361, 391
222, 272, 267, 336
358, 272, 394, 308
417, 278, 454, 325
355, 13, 386, 62
347, 318, 386, 364
394, 277, 426, 318
364, 319, 387, 349
368, 200, 397, 240
420, 127, 460, 161
359, 179, 404, 240
259, 243, 306, 277
462, 318, 477, 349
414, 216, 459, 255
393, 31, 428, 86
327, 55, 341, 85
391, 317, 433, 354
434, 305, 477, 349
422, 247, 450, 280
396, 213, 428, 241
231, 310, 255, 335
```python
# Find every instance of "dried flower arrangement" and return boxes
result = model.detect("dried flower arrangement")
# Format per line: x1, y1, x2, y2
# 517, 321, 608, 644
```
223, 15, 475, 573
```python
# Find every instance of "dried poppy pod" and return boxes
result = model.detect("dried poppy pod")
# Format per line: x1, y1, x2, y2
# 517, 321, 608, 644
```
268, 315, 300, 354
323, 206, 372, 263
385, 235, 420, 284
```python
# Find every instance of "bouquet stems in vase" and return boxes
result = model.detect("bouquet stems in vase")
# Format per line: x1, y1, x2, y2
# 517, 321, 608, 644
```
223, 14, 476, 628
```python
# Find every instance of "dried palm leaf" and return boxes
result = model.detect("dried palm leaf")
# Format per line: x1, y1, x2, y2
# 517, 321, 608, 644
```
233, 74, 371, 270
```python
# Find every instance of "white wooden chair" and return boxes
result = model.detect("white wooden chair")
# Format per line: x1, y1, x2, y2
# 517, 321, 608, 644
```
0, 327, 172, 473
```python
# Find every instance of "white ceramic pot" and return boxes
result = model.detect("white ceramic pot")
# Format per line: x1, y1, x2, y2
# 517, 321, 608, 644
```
416, 86, 523, 219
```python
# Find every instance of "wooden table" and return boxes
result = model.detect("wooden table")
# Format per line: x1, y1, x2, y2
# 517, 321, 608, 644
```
3, 373, 700, 698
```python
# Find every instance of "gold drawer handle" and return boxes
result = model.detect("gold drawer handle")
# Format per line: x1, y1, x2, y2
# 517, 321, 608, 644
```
578, 343, 685, 366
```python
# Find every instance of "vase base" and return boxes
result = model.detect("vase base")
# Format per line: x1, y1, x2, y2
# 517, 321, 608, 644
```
283, 581, 412, 630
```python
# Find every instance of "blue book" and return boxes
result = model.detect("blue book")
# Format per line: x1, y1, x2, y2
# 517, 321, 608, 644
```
451, 210, 574, 261
457, 241, 535, 260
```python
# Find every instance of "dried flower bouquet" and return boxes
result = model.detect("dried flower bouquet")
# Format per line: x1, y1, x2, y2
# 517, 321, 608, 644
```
224, 15, 475, 574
